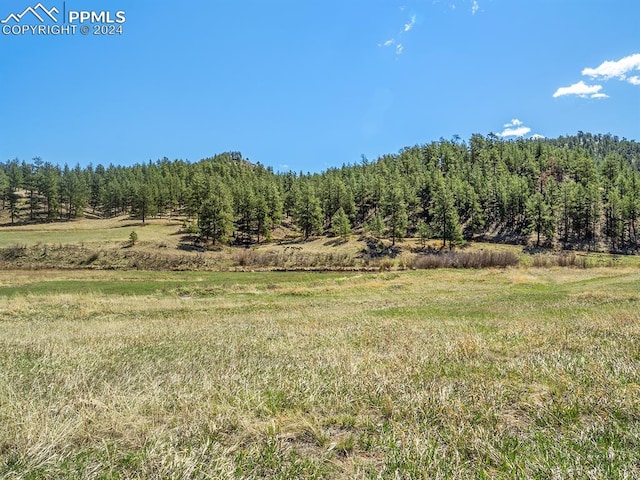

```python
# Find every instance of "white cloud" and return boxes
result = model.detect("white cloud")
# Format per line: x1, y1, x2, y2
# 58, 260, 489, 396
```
504, 118, 523, 128
582, 53, 640, 81
552, 53, 640, 100
404, 14, 416, 32
498, 118, 534, 138
379, 10, 417, 54
552, 80, 604, 98
500, 126, 531, 138
531, 134, 546, 140
471, 0, 479, 15
628, 75, 640, 86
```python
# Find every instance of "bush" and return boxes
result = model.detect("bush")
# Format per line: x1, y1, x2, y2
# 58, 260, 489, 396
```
409, 250, 519, 269
1, 243, 28, 260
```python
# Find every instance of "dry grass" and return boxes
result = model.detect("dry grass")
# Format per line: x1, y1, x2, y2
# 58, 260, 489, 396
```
408, 250, 519, 269
1, 268, 640, 478
3, 216, 640, 272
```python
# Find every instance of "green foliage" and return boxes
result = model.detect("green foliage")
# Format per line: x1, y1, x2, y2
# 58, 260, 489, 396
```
525, 192, 555, 246
198, 181, 234, 245
365, 213, 385, 238
430, 173, 462, 249
2, 133, 640, 252
129, 230, 138, 246
182, 220, 199, 235
331, 207, 351, 238
133, 182, 157, 224
384, 184, 408, 245
254, 196, 272, 243
295, 184, 323, 239
416, 220, 431, 247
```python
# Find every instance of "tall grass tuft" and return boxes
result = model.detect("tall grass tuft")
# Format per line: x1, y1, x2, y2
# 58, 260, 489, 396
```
408, 250, 519, 269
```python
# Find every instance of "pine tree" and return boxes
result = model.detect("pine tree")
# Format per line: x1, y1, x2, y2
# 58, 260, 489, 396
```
366, 213, 385, 239
331, 207, 351, 238
416, 220, 430, 247
254, 195, 272, 243
430, 173, 462, 249
133, 182, 157, 224
198, 181, 234, 245
0, 169, 9, 210
384, 185, 408, 245
295, 184, 323, 239
622, 173, 640, 249
525, 192, 555, 247
6, 160, 23, 224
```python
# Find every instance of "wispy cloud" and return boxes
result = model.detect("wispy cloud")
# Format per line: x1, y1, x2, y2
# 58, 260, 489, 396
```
582, 53, 640, 84
628, 76, 640, 86
504, 118, 523, 128
378, 10, 418, 56
499, 118, 533, 138
552, 80, 605, 99
432, 1, 481, 15
404, 14, 416, 32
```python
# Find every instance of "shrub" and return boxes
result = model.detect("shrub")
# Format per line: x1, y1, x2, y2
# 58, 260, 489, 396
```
1, 243, 27, 260
409, 250, 519, 269
378, 258, 394, 271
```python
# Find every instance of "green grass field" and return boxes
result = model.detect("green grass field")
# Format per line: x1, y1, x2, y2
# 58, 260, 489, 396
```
0, 217, 181, 248
1, 268, 639, 478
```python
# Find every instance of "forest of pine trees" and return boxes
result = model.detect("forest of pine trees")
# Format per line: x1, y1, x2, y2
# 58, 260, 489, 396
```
2, 133, 640, 252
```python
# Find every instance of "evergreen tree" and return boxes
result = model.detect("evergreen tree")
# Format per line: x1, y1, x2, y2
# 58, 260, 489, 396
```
525, 192, 555, 247
558, 181, 575, 242
622, 174, 640, 248
6, 160, 23, 224
0, 169, 9, 210
384, 185, 408, 245
295, 184, 323, 239
23, 160, 40, 221
331, 207, 351, 238
133, 182, 157, 224
186, 171, 207, 219
254, 195, 272, 243
198, 181, 234, 245
39, 164, 60, 219
366, 212, 385, 239
430, 173, 462, 249
416, 219, 430, 247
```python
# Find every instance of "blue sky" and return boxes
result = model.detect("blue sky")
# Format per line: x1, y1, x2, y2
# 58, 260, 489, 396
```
1, 0, 638, 172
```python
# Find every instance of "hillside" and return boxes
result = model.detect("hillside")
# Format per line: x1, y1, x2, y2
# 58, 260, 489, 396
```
2, 133, 640, 255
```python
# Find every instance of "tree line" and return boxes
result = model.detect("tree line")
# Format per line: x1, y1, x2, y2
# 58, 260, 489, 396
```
2, 132, 640, 251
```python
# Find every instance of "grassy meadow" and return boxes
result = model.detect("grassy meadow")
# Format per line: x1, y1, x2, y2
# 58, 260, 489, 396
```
1, 267, 640, 478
